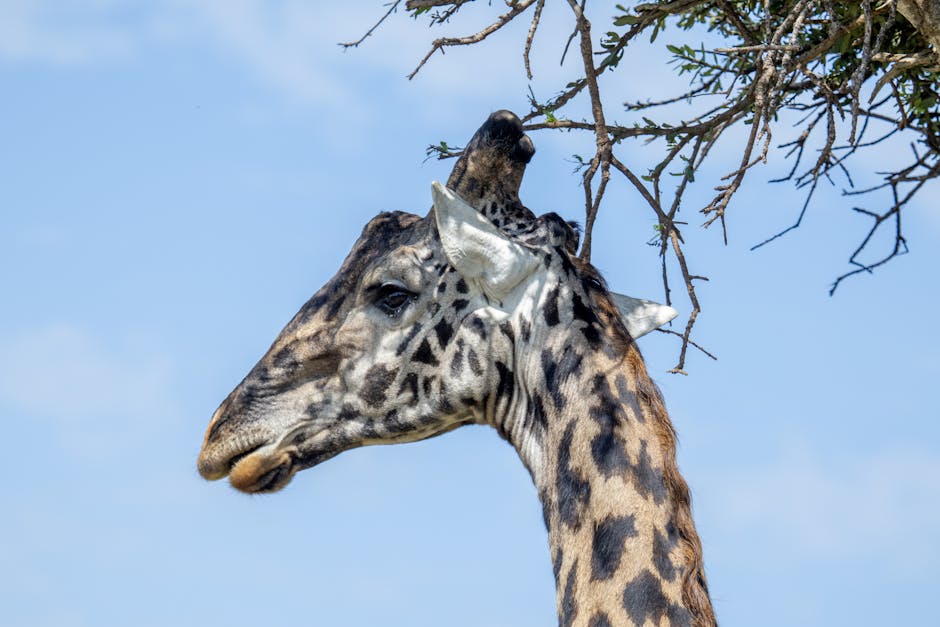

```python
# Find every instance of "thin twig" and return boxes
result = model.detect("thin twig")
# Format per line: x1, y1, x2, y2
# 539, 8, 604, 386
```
408, 0, 538, 79
339, 1, 403, 49
524, 0, 546, 80
656, 328, 718, 361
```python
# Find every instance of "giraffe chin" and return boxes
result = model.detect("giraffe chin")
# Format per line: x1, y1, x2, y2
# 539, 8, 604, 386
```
228, 448, 298, 494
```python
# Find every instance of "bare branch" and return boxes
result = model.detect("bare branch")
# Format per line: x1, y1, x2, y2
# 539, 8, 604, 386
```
339, 1, 402, 49
656, 328, 718, 361
524, 0, 546, 80
406, 0, 462, 8
350, 0, 940, 370
714, 44, 800, 53
565, 0, 613, 263
408, 0, 538, 80
870, 49, 939, 101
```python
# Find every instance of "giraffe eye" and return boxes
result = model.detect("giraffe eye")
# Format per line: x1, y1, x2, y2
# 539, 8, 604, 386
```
374, 283, 417, 317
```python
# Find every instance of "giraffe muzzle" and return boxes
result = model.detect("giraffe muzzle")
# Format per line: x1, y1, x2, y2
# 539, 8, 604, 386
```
478, 109, 535, 164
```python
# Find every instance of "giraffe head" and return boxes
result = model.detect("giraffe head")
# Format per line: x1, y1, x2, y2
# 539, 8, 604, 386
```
197, 111, 675, 493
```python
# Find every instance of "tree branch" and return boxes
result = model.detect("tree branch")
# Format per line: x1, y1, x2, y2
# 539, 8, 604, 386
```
408, 0, 537, 80
339, 1, 403, 49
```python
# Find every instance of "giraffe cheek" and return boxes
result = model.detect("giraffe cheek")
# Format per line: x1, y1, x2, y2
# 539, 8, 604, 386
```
335, 313, 372, 351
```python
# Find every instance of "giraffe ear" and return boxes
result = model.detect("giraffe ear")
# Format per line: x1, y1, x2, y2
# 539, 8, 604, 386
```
609, 292, 678, 339
432, 181, 539, 300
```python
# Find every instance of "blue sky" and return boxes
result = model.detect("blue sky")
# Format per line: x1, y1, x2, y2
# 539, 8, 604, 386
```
2, 2, 938, 626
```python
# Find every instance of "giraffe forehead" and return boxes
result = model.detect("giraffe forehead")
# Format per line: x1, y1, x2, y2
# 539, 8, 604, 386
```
360, 243, 436, 290
352, 213, 429, 272
286, 213, 431, 316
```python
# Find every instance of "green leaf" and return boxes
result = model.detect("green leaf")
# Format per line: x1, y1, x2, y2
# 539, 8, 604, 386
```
650, 22, 661, 43
614, 15, 639, 26
838, 35, 851, 54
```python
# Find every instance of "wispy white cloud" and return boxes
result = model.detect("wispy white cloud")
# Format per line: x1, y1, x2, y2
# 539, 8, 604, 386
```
180, 0, 585, 115
183, 0, 357, 108
0, 324, 176, 456
0, 1, 361, 107
0, 0, 133, 66
0, 0, 593, 112
708, 445, 940, 570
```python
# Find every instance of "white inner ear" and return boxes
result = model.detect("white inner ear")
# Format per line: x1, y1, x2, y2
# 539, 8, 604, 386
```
609, 292, 678, 339
432, 181, 539, 300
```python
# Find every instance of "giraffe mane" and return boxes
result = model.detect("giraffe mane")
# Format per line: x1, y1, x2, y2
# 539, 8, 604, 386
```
575, 257, 717, 627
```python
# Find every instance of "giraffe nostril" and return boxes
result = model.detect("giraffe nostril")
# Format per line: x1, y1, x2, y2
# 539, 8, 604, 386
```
203, 399, 232, 446
205, 416, 226, 447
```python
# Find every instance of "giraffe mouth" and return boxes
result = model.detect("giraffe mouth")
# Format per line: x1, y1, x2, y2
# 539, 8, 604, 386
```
198, 437, 312, 493
224, 423, 338, 493
227, 445, 297, 493
226, 446, 261, 472
226, 445, 343, 493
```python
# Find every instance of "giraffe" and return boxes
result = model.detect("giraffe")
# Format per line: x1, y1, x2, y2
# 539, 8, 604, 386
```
198, 111, 716, 627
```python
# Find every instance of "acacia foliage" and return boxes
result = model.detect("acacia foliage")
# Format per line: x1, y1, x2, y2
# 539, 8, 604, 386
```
346, 0, 940, 372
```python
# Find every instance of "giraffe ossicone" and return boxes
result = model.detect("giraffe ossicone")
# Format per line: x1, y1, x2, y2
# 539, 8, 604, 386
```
198, 109, 716, 627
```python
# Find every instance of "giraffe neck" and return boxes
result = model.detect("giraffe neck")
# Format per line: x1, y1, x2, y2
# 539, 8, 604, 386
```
495, 291, 715, 627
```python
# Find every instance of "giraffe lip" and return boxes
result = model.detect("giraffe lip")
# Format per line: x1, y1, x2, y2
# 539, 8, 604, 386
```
252, 465, 290, 493
225, 445, 340, 494
197, 441, 267, 481
228, 446, 295, 493
227, 446, 263, 472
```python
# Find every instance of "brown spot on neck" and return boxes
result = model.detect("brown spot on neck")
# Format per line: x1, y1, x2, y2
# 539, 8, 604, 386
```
528, 270, 716, 626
